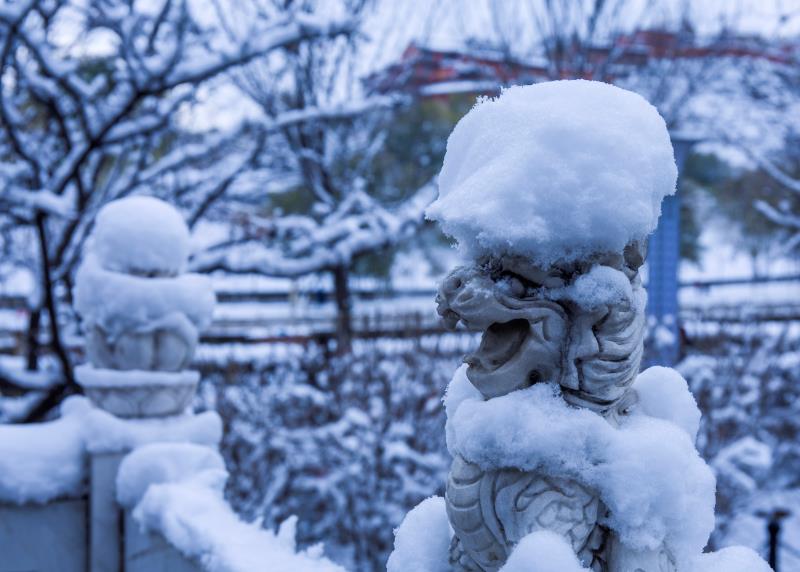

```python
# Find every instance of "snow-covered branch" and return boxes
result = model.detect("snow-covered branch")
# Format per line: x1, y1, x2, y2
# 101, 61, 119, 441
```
0, 0, 357, 220
754, 200, 800, 230
750, 154, 800, 195
0, 0, 367, 411
191, 178, 437, 277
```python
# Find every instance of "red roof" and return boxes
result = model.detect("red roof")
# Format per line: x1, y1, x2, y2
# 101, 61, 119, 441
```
365, 31, 798, 99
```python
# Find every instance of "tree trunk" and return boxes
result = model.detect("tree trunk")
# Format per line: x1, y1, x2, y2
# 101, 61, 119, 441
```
22, 213, 79, 423
25, 307, 41, 371
332, 265, 352, 355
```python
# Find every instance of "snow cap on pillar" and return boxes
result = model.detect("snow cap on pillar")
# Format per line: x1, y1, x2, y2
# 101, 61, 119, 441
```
91, 196, 191, 276
426, 80, 678, 268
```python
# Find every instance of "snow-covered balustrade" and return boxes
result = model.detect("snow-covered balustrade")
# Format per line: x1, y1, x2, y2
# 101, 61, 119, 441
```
387, 81, 773, 572
0, 197, 342, 572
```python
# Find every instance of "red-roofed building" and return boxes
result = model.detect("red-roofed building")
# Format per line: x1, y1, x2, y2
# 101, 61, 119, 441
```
366, 30, 798, 99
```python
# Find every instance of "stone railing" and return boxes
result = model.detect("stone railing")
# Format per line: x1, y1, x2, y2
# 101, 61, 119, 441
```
0, 197, 342, 572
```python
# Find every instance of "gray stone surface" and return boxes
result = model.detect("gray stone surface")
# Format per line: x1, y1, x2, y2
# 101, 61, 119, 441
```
76, 367, 199, 418
87, 323, 197, 372
0, 498, 87, 572
124, 512, 201, 572
90, 453, 124, 572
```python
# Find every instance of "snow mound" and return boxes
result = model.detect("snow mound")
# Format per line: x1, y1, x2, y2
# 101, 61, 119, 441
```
634, 366, 701, 443
91, 196, 191, 275
117, 442, 225, 508
445, 369, 715, 564
119, 443, 345, 572
80, 397, 221, 454
0, 401, 86, 504
387, 496, 452, 572
0, 396, 221, 504
74, 255, 215, 339
427, 80, 677, 266
501, 531, 588, 572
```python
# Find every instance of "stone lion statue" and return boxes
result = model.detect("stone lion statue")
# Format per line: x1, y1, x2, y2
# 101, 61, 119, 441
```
437, 243, 675, 572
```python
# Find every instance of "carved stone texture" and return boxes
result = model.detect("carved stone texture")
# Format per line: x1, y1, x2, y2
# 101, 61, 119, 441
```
86, 320, 197, 372
74, 197, 213, 418
439, 246, 674, 572
75, 366, 199, 418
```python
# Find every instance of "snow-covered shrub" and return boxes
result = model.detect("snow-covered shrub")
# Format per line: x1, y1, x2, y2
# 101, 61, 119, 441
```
190, 314, 800, 570
196, 334, 476, 571
679, 319, 800, 551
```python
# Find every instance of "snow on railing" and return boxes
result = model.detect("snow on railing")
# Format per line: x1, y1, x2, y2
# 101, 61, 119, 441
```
117, 443, 346, 572
1, 196, 348, 572
0, 396, 220, 505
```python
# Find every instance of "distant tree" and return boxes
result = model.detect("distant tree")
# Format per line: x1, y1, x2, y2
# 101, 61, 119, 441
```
0, 0, 353, 420
190, 0, 442, 353
742, 137, 800, 255
460, 0, 800, 264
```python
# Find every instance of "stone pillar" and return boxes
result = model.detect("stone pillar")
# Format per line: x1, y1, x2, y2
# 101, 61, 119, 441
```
72, 197, 215, 572
89, 453, 125, 572
420, 81, 680, 571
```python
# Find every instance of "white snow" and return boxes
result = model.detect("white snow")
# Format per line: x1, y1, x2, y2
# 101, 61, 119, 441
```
500, 531, 588, 572
118, 443, 346, 572
74, 196, 215, 343
91, 196, 191, 276
116, 442, 226, 508
0, 400, 86, 504
444, 365, 715, 566
74, 255, 215, 340
0, 396, 221, 504
548, 265, 634, 311
634, 366, 701, 443
426, 80, 677, 267
388, 492, 773, 572
386, 496, 452, 572
80, 398, 221, 455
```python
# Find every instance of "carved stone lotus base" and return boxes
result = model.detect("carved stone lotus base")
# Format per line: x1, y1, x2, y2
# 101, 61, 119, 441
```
75, 365, 199, 418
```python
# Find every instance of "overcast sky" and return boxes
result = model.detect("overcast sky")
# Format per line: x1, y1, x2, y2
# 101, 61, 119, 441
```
184, 0, 800, 130
364, 0, 800, 64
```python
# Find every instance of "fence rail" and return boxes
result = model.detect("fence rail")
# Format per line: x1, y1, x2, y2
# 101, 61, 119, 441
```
1, 283, 799, 357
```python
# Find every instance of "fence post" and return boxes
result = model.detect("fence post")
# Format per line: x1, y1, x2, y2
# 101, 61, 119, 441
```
72, 197, 215, 572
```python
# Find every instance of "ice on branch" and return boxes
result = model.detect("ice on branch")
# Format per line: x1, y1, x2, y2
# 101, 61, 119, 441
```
426, 80, 678, 267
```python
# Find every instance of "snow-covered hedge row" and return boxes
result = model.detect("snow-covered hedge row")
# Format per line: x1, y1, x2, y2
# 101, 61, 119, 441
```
196, 337, 474, 571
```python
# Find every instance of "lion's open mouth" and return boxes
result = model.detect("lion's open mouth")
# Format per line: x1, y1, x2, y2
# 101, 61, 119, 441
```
466, 319, 528, 372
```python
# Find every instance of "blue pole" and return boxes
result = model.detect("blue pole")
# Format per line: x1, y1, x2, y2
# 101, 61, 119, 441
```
646, 135, 694, 366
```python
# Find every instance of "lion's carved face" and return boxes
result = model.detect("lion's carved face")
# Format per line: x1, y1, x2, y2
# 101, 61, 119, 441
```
436, 253, 645, 415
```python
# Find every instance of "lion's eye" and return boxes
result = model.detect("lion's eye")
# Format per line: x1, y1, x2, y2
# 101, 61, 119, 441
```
506, 276, 526, 297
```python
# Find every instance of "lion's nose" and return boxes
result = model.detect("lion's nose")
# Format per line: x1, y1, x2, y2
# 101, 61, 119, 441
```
440, 272, 464, 298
